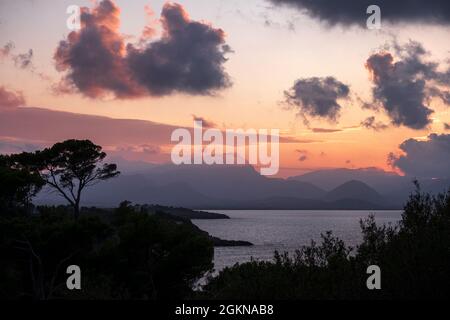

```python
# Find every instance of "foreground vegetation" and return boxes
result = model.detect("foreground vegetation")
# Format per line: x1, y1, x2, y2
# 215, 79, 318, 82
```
202, 184, 450, 299
0, 203, 214, 299
1, 140, 449, 299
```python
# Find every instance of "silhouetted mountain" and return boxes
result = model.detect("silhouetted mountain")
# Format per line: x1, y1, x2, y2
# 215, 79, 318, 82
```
141, 164, 326, 202
324, 180, 384, 204
290, 168, 450, 207
289, 167, 403, 191
35, 163, 449, 210
36, 164, 326, 209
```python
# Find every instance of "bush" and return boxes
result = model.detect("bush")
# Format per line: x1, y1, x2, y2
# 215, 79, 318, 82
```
0, 202, 213, 300
202, 187, 450, 299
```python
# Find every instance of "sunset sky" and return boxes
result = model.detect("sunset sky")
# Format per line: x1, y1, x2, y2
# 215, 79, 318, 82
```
1, 0, 449, 177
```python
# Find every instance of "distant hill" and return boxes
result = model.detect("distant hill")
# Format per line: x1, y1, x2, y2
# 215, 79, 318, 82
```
324, 180, 384, 204
289, 167, 403, 191
35, 163, 449, 210
36, 164, 326, 208
289, 168, 450, 207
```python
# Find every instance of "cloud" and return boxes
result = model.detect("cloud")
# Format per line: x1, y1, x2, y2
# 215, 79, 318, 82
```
0, 42, 14, 58
389, 133, 450, 179
54, 0, 232, 99
283, 76, 350, 124
1, 41, 50, 80
444, 123, 450, 130
365, 41, 450, 130
0, 139, 43, 154
360, 116, 389, 131
279, 136, 322, 144
0, 106, 176, 148
54, 0, 145, 98
268, 0, 450, 26
0, 86, 26, 108
296, 149, 308, 162
116, 144, 161, 155
12, 49, 33, 69
192, 115, 217, 128
140, 5, 158, 41
311, 127, 342, 133
0, 41, 33, 69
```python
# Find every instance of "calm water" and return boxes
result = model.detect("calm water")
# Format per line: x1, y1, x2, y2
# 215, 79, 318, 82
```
193, 210, 402, 272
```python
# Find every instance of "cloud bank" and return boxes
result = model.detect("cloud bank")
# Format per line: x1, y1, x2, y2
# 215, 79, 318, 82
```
0, 87, 26, 108
54, 0, 232, 99
268, 0, 450, 26
389, 133, 450, 179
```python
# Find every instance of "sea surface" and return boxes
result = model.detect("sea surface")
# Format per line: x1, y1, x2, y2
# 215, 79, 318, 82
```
192, 210, 402, 273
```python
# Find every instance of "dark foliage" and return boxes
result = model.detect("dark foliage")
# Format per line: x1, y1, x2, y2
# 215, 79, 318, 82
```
0, 202, 213, 300
202, 185, 450, 299
0, 155, 44, 212
9, 140, 120, 218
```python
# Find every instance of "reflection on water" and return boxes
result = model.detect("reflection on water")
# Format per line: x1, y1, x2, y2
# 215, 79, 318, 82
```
193, 210, 402, 273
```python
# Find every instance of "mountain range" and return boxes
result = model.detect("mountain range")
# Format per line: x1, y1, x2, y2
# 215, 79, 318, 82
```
35, 160, 450, 210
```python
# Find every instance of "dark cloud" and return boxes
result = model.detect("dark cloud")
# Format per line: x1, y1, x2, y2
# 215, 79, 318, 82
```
311, 127, 342, 133
268, 0, 450, 26
389, 133, 450, 179
284, 77, 350, 123
54, 0, 232, 99
365, 41, 450, 130
1, 41, 33, 69
54, 0, 146, 98
127, 3, 231, 96
1, 42, 50, 80
192, 115, 217, 128
296, 149, 308, 162
12, 49, 33, 69
360, 116, 389, 131
444, 123, 450, 130
0, 86, 26, 108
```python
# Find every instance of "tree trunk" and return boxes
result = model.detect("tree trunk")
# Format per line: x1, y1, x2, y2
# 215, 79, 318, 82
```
74, 202, 80, 219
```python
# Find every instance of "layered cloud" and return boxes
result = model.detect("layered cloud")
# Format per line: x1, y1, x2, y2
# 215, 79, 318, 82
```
0, 106, 175, 148
0, 105, 305, 161
360, 116, 389, 131
389, 133, 450, 178
283, 77, 350, 124
54, 0, 231, 99
0, 86, 26, 108
311, 128, 343, 133
268, 0, 450, 26
365, 41, 450, 130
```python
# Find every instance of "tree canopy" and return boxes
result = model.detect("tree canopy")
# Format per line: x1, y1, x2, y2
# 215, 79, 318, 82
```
9, 140, 120, 218
0, 155, 44, 212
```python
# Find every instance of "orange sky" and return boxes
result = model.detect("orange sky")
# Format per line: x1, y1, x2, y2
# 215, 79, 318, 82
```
0, 0, 449, 177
